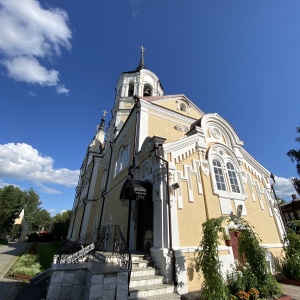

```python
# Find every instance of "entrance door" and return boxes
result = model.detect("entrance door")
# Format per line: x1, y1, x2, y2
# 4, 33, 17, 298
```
136, 189, 153, 253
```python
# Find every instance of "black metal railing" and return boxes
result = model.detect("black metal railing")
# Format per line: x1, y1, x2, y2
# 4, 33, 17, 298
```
95, 225, 132, 292
56, 226, 105, 263
55, 225, 132, 291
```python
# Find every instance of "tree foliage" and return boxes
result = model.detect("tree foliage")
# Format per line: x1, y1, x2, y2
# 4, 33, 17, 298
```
51, 210, 72, 239
0, 185, 24, 233
0, 185, 51, 234
287, 126, 300, 195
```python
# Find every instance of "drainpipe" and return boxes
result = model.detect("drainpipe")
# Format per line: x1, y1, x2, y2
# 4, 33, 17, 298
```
154, 143, 178, 288
126, 96, 140, 246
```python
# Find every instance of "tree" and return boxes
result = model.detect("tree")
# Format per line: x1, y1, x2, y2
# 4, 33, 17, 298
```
0, 185, 24, 234
287, 126, 300, 195
0, 186, 51, 234
51, 210, 72, 240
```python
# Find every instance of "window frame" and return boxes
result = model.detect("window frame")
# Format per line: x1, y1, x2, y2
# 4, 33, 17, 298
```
209, 146, 245, 200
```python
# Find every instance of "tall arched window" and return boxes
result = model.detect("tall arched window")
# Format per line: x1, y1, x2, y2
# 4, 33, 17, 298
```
128, 81, 134, 96
213, 159, 226, 191
227, 162, 240, 193
114, 145, 129, 176
209, 145, 244, 200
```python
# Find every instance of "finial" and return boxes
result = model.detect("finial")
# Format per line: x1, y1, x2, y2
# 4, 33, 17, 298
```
136, 45, 146, 71
102, 110, 108, 117
98, 109, 107, 131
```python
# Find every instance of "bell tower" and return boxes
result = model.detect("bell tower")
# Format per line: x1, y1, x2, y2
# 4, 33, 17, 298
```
107, 47, 164, 141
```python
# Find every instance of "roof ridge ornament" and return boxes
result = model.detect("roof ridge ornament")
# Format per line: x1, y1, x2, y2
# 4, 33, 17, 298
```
136, 45, 146, 71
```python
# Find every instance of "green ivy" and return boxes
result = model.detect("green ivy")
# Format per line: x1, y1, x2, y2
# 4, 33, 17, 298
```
196, 217, 228, 299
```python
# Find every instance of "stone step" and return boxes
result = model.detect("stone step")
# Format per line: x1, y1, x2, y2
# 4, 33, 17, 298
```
131, 253, 151, 262
136, 293, 181, 300
132, 259, 154, 268
130, 274, 165, 287
131, 267, 159, 277
129, 283, 175, 299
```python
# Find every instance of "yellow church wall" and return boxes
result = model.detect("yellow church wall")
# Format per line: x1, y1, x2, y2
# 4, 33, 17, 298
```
242, 174, 282, 245
73, 205, 84, 240
85, 201, 102, 234
147, 113, 191, 143
101, 186, 129, 237
177, 181, 206, 246
153, 99, 204, 120
184, 252, 203, 292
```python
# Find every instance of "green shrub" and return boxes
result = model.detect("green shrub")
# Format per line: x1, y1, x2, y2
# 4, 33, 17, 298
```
282, 228, 300, 281
11, 254, 41, 277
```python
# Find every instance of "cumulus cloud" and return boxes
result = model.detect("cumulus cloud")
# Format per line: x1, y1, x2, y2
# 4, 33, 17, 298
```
0, 143, 79, 187
274, 176, 297, 200
56, 84, 70, 95
2, 56, 59, 85
0, 0, 71, 90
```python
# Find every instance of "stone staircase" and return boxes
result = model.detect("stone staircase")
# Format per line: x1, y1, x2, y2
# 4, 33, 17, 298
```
129, 253, 180, 300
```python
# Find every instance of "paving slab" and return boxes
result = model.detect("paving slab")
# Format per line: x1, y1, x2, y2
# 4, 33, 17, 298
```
0, 242, 29, 300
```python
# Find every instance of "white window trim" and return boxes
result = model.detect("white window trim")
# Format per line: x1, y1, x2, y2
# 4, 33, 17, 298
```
209, 148, 246, 201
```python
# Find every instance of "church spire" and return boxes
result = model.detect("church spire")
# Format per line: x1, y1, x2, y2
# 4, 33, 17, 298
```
89, 110, 107, 153
97, 110, 107, 132
136, 46, 146, 71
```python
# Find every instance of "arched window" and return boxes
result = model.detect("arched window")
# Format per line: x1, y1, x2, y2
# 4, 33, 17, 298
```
143, 84, 152, 96
213, 159, 226, 191
180, 103, 187, 112
128, 81, 134, 96
227, 162, 240, 193
114, 145, 129, 176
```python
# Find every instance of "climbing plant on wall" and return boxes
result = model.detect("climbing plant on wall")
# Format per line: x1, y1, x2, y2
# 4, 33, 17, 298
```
195, 216, 228, 300
195, 216, 281, 299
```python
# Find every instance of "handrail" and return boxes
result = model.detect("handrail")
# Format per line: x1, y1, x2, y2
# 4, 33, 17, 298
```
55, 225, 132, 293
95, 225, 132, 293
56, 226, 105, 263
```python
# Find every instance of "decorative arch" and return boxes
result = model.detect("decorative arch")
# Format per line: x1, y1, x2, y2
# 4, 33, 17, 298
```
200, 113, 244, 150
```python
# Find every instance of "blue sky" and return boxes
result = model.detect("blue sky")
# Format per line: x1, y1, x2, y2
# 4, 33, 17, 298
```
0, 0, 299, 216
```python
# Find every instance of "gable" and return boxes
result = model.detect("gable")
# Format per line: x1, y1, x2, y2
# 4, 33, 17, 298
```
140, 94, 204, 120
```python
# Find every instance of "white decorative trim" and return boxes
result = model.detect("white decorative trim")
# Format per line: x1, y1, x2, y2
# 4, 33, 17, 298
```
141, 99, 196, 124
173, 160, 203, 208
261, 243, 283, 249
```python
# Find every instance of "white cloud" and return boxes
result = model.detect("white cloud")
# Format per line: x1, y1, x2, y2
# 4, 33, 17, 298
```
0, 0, 71, 88
56, 84, 70, 95
28, 91, 36, 97
274, 176, 297, 200
0, 143, 79, 187
2, 56, 59, 86
35, 182, 62, 195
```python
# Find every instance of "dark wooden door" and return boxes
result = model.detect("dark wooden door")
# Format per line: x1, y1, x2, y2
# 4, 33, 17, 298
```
136, 197, 153, 253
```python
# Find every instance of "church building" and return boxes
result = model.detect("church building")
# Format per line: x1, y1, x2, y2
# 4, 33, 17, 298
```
67, 48, 285, 294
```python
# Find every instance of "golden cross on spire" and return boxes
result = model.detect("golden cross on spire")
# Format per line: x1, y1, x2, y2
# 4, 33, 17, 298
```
102, 110, 108, 117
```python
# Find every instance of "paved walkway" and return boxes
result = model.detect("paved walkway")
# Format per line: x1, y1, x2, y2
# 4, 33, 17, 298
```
0, 242, 29, 300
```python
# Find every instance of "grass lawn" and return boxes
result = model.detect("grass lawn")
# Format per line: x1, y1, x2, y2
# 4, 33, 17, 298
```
38, 242, 61, 270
